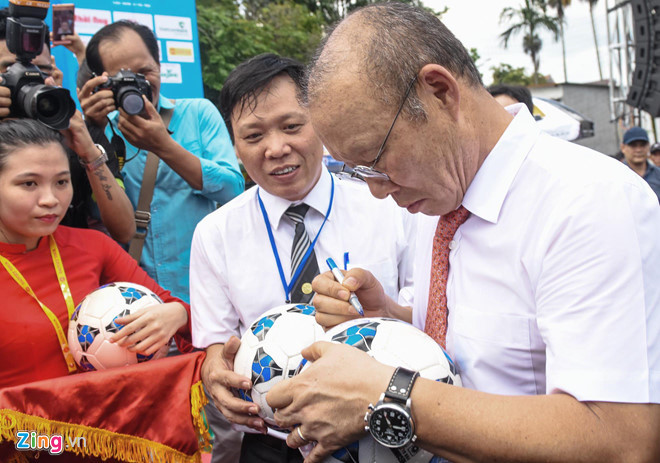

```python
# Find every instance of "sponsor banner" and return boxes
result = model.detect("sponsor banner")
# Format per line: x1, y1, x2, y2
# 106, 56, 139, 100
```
166, 41, 194, 63
74, 8, 111, 35
112, 11, 154, 30
161, 63, 182, 84
155, 15, 192, 40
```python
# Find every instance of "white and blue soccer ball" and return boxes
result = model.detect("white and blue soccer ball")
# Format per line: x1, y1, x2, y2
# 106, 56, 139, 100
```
315, 317, 461, 463
67, 282, 169, 371
233, 303, 325, 429
324, 317, 460, 385
325, 438, 446, 463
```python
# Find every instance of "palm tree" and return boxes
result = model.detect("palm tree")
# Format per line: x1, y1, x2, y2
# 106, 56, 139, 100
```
548, 0, 572, 82
500, 0, 561, 84
581, 0, 603, 80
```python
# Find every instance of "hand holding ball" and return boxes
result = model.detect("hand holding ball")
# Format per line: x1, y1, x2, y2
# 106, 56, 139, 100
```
67, 282, 169, 371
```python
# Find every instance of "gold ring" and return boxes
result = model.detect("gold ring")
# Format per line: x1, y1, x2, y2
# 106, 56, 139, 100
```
296, 426, 310, 443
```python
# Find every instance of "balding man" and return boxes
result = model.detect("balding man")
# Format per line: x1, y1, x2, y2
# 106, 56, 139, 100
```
267, 3, 660, 463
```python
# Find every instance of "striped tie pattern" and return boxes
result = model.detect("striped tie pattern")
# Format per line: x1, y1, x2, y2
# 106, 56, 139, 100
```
285, 204, 320, 303
425, 206, 470, 349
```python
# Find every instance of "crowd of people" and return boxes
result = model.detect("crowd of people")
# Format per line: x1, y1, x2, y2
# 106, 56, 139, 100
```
0, 3, 658, 463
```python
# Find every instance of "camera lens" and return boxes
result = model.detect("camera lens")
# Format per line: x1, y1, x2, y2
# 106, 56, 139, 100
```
117, 88, 145, 116
18, 83, 76, 130
36, 92, 58, 118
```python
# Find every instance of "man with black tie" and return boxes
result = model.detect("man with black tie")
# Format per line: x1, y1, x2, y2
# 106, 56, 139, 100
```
189, 54, 416, 463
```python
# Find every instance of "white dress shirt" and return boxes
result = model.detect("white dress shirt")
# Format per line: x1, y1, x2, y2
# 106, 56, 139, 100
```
413, 105, 660, 403
191, 168, 416, 347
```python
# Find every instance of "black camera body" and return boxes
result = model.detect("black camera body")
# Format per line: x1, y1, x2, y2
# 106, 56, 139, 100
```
1, 0, 75, 130
95, 70, 153, 116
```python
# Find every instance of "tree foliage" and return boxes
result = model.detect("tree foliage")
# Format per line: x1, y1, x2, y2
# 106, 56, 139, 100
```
469, 47, 484, 81
499, 0, 560, 84
197, 0, 446, 101
242, 0, 444, 24
491, 63, 548, 86
197, 0, 324, 100
547, 0, 570, 82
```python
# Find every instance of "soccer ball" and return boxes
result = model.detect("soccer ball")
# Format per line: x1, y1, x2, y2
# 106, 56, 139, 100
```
317, 317, 461, 463
325, 317, 461, 386
67, 282, 169, 371
233, 303, 325, 429
325, 438, 441, 463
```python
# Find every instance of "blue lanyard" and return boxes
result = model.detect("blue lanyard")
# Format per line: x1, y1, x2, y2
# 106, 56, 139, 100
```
257, 176, 335, 303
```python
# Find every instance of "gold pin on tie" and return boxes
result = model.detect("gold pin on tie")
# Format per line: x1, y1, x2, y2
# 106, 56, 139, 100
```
302, 282, 313, 294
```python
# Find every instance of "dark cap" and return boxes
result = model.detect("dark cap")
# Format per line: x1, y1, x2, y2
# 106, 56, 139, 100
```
651, 142, 660, 153
623, 126, 650, 145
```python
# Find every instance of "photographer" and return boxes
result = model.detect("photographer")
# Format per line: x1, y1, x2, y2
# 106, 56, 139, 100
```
0, 7, 136, 244
80, 21, 244, 302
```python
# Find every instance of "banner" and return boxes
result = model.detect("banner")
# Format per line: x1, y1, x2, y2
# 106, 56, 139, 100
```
0, 352, 210, 463
0, 0, 203, 101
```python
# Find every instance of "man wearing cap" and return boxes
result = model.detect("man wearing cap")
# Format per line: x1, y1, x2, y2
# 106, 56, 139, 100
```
621, 126, 660, 202
650, 142, 660, 167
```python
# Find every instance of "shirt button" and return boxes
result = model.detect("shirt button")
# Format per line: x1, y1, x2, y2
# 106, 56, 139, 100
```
449, 240, 457, 250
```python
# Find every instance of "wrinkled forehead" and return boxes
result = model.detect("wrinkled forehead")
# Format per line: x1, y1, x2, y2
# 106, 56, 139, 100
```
308, 84, 388, 165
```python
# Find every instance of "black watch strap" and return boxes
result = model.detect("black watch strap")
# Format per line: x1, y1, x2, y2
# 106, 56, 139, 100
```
384, 367, 419, 402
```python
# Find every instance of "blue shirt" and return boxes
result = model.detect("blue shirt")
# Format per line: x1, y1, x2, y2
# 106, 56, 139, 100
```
108, 95, 244, 301
643, 161, 660, 204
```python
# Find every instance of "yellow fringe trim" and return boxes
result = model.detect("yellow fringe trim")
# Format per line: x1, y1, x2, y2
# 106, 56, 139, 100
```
0, 380, 213, 462
190, 380, 212, 453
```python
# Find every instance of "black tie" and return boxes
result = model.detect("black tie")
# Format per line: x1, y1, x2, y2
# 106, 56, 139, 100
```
285, 204, 320, 303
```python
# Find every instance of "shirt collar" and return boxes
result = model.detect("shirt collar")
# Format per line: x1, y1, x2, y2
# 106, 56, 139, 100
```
623, 159, 657, 178
462, 104, 540, 224
0, 234, 49, 255
644, 161, 660, 180
258, 167, 333, 229
158, 93, 175, 110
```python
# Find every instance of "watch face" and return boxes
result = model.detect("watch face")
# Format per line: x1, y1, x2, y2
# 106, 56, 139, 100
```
369, 404, 414, 448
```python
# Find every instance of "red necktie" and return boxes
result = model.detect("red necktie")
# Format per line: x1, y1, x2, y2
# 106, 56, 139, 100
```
425, 206, 470, 349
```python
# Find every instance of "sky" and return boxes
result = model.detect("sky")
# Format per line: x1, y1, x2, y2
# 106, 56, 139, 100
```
424, 0, 611, 86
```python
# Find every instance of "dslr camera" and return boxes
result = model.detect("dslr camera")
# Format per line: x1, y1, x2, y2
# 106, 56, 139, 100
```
0, 0, 75, 130
95, 70, 153, 116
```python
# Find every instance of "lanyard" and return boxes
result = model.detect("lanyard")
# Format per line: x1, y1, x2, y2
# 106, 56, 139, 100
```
257, 176, 335, 303
0, 235, 77, 373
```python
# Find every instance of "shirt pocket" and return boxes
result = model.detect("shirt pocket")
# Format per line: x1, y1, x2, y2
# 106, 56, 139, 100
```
350, 258, 399, 301
452, 304, 532, 348
450, 304, 541, 395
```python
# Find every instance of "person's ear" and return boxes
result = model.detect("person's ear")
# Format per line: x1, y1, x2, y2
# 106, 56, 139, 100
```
417, 63, 460, 120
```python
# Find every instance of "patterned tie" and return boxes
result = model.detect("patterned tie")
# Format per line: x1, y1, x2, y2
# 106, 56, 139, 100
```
285, 204, 320, 303
425, 206, 470, 349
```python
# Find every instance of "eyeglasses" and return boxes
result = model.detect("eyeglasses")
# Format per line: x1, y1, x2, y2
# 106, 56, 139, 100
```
337, 76, 417, 182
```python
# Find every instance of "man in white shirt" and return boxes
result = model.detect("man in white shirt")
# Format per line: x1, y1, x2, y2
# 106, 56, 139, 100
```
189, 53, 415, 463
266, 4, 660, 463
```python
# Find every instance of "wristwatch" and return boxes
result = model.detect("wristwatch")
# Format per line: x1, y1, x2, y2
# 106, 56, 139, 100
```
364, 366, 420, 448
79, 144, 108, 171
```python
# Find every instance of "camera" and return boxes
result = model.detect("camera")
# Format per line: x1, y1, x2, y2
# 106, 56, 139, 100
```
0, 0, 75, 130
94, 70, 153, 116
